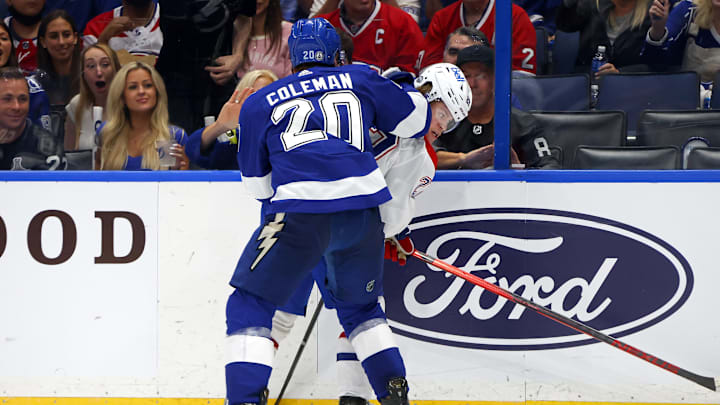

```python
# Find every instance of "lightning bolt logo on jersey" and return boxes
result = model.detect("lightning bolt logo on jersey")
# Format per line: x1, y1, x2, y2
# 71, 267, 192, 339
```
251, 213, 286, 270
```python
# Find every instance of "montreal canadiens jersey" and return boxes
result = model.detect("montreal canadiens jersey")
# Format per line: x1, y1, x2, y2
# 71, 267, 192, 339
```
83, 3, 163, 57
317, 1, 425, 74
238, 64, 430, 214
372, 129, 435, 237
422, 0, 537, 74
4, 16, 39, 73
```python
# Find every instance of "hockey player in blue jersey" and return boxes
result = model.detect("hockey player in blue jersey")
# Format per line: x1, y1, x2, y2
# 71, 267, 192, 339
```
272, 62, 472, 405
225, 18, 431, 405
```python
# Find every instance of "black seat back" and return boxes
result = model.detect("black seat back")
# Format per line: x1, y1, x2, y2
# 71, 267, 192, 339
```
637, 109, 720, 147
530, 110, 626, 168
573, 146, 680, 169
513, 74, 590, 111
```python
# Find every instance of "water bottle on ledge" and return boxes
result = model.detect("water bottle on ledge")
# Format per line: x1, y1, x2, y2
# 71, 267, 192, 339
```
591, 84, 599, 109
591, 45, 607, 83
92, 106, 103, 170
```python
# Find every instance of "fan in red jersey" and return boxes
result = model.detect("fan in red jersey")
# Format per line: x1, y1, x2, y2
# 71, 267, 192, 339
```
421, 0, 537, 75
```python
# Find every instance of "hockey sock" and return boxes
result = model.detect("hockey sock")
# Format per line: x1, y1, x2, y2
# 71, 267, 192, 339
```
359, 347, 406, 399
337, 332, 373, 400
225, 362, 271, 404
225, 290, 277, 404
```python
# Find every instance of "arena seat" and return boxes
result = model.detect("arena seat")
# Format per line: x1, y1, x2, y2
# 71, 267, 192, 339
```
530, 110, 625, 168
572, 145, 680, 170
594, 71, 700, 142
636, 109, 720, 147
512, 73, 590, 111
550, 30, 579, 75
535, 26, 549, 75
64, 149, 94, 170
685, 147, 720, 169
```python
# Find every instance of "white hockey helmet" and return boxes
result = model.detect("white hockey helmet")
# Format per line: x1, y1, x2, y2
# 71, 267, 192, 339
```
414, 62, 472, 124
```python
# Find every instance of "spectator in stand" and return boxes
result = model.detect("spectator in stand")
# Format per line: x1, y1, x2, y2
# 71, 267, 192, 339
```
0, 19, 51, 131
44, 0, 121, 33
64, 44, 120, 151
643, 0, 720, 84
83, 0, 162, 65
156, 0, 255, 138
556, 0, 658, 77
0, 67, 63, 169
434, 45, 560, 169
186, 69, 278, 170
422, 0, 537, 75
309, 0, 419, 24
187, 29, 353, 169
99, 61, 189, 170
36, 10, 81, 106
234, 0, 293, 82
0, 21, 18, 68
515, 0, 562, 34
424, 0, 455, 25
315, 0, 424, 73
442, 26, 488, 65
4, 0, 45, 73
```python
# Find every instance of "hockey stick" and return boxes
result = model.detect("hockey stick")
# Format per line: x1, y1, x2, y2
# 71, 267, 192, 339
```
275, 298, 324, 405
411, 249, 719, 392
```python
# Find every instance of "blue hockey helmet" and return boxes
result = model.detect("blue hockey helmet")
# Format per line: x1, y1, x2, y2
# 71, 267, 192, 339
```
288, 18, 340, 68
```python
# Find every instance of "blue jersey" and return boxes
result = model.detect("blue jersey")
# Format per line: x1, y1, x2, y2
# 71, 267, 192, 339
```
26, 75, 50, 131
642, 0, 720, 82
238, 64, 431, 214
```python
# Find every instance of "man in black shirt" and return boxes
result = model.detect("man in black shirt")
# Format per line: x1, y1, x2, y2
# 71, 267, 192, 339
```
434, 45, 560, 169
0, 68, 63, 170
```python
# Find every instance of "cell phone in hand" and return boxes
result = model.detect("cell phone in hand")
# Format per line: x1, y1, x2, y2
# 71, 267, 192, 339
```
651, 0, 665, 20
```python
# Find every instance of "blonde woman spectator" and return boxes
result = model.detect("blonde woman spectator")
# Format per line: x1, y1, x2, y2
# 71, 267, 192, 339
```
99, 61, 189, 170
186, 69, 278, 169
556, 0, 657, 76
233, 0, 292, 81
644, 0, 720, 83
64, 44, 121, 151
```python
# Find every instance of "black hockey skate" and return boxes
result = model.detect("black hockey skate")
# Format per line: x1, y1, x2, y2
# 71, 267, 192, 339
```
379, 377, 409, 405
339, 396, 370, 405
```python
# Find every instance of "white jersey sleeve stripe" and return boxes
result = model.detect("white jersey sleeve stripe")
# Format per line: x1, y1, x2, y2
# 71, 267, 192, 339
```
349, 321, 397, 362
226, 334, 275, 367
388, 91, 429, 139
83, 35, 98, 47
272, 167, 386, 202
242, 172, 274, 199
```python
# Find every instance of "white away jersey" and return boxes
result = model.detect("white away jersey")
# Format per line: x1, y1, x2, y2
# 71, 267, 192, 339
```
372, 129, 435, 237
238, 64, 431, 214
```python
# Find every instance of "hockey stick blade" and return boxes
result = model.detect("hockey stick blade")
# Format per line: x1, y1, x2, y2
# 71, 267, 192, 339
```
411, 250, 718, 392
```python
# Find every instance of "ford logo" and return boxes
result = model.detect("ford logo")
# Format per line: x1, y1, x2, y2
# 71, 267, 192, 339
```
383, 208, 694, 350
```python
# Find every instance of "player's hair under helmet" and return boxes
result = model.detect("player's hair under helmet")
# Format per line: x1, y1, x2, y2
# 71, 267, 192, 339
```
288, 18, 340, 68
414, 63, 472, 124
